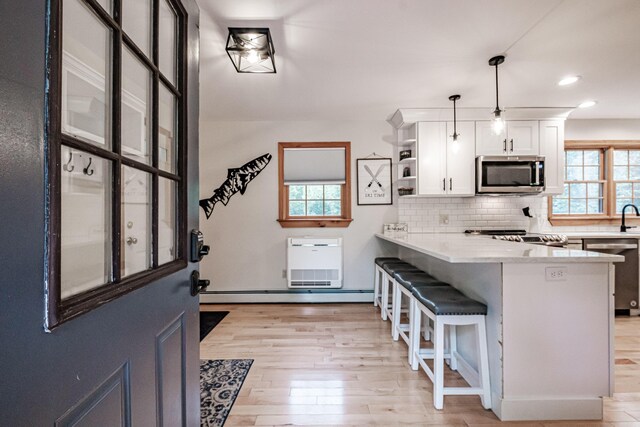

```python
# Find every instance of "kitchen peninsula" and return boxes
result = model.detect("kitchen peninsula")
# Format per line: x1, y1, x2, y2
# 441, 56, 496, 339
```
376, 232, 623, 421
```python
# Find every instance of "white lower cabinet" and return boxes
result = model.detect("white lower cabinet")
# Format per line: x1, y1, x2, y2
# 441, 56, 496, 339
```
417, 121, 475, 196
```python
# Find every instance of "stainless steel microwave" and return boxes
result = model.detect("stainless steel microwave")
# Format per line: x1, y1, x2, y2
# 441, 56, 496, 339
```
476, 155, 545, 194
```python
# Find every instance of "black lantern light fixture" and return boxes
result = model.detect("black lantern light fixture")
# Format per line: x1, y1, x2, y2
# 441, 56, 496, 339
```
448, 94, 461, 141
488, 55, 506, 135
225, 28, 276, 73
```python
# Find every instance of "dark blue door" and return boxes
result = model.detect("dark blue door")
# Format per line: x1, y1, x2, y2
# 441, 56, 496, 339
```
0, 0, 202, 424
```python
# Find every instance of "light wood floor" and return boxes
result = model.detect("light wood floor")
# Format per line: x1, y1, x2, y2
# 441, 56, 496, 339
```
200, 303, 640, 426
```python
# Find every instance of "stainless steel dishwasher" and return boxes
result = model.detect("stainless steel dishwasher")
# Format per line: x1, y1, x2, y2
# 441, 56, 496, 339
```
583, 239, 639, 314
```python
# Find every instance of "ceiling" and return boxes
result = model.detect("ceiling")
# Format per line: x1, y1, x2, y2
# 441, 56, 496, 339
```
198, 0, 640, 121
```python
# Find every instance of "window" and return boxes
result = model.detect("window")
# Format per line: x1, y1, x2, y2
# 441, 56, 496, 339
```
278, 142, 353, 228
550, 141, 640, 225
46, 0, 187, 327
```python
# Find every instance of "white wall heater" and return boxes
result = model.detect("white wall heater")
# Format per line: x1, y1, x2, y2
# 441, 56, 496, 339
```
287, 237, 343, 289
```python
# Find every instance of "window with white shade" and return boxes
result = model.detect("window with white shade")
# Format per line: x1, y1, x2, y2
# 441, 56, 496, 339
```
278, 142, 352, 228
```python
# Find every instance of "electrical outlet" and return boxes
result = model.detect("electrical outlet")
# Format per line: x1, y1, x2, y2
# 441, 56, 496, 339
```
545, 266, 568, 281
282, 269, 287, 279
439, 214, 449, 225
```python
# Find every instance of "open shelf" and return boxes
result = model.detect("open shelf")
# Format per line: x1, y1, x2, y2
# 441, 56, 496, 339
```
399, 157, 417, 163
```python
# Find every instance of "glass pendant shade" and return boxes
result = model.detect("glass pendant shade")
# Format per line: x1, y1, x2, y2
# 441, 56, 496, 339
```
492, 109, 505, 135
226, 28, 276, 73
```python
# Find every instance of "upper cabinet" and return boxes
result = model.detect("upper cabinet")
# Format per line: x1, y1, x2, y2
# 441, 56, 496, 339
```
476, 121, 539, 156
417, 121, 475, 196
539, 120, 565, 195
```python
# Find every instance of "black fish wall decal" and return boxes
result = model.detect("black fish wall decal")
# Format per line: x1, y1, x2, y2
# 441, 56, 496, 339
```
199, 153, 272, 219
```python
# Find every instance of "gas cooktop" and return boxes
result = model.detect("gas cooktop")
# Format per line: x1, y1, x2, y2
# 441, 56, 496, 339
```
464, 229, 568, 247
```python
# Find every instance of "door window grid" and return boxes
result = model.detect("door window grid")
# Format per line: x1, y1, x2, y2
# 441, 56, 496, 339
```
48, 0, 186, 327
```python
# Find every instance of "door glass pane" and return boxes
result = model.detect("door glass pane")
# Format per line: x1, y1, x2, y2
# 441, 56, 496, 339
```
122, 0, 152, 57
159, 0, 177, 85
94, 0, 111, 14
61, 146, 111, 299
122, 47, 152, 164
158, 177, 176, 265
122, 166, 152, 276
62, 0, 111, 148
158, 84, 176, 173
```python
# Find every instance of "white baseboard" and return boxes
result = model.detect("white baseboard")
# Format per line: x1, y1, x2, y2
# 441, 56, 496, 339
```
199, 291, 374, 304
496, 396, 603, 421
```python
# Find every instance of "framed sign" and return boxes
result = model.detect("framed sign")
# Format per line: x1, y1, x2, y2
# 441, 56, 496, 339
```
356, 158, 392, 205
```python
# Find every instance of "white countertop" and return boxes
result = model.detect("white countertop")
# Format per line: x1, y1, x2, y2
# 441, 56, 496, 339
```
376, 232, 624, 264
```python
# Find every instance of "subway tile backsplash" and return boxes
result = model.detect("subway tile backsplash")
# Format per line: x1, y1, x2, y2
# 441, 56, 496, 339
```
398, 196, 623, 233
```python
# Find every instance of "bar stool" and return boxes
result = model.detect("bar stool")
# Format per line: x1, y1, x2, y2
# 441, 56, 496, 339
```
373, 257, 402, 309
391, 271, 450, 361
380, 262, 421, 321
410, 286, 491, 410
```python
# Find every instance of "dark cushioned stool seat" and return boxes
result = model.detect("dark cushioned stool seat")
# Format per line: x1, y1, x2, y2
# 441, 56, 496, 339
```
393, 271, 450, 290
375, 257, 402, 267
382, 262, 420, 275
411, 286, 487, 315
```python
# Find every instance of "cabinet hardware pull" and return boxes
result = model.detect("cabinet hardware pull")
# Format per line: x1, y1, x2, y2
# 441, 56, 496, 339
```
449, 178, 452, 191
510, 138, 514, 152
503, 139, 507, 152
442, 178, 446, 192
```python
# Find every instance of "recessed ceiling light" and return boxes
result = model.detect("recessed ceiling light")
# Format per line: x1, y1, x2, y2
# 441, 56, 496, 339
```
558, 76, 581, 86
578, 100, 597, 108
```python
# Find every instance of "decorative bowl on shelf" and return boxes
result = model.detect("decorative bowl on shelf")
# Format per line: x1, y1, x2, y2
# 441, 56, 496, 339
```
398, 187, 414, 196
399, 150, 412, 161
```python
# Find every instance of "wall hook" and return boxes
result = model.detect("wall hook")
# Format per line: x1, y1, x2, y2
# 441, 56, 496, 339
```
63, 151, 74, 172
83, 157, 94, 176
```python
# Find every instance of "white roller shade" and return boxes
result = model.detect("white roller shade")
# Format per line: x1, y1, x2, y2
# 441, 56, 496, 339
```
283, 148, 346, 185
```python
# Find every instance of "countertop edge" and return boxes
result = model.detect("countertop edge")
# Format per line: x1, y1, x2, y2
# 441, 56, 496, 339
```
375, 233, 625, 263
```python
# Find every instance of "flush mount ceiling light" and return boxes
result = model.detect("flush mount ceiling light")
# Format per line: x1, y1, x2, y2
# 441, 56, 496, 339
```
578, 100, 597, 108
558, 75, 581, 86
449, 94, 461, 141
225, 27, 276, 73
488, 55, 506, 135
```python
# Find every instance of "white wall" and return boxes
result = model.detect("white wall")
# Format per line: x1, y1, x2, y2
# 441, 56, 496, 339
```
198, 121, 398, 300
565, 119, 640, 140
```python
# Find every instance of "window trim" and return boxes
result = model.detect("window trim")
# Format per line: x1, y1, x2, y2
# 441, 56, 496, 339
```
549, 140, 640, 226
277, 142, 353, 228
45, 0, 188, 328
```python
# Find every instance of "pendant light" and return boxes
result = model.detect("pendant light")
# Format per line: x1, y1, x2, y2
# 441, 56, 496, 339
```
488, 55, 506, 135
448, 94, 461, 141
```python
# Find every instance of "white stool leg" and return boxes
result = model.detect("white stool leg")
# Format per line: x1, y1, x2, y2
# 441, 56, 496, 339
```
410, 299, 422, 370
392, 281, 402, 340
477, 318, 492, 409
373, 265, 380, 307
449, 325, 458, 371
433, 318, 445, 410
407, 294, 415, 364
380, 273, 389, 320
422, 312, 430, 341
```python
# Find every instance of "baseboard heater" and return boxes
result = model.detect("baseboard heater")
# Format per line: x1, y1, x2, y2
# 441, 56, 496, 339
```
287, 237, 343, 289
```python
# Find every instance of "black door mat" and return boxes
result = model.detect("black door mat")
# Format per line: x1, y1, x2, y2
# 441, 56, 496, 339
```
200, 311, 229, 341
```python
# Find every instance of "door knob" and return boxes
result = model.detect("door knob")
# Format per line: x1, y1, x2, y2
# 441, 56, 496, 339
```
190, 270, 210, 296
126, 236, 138, 245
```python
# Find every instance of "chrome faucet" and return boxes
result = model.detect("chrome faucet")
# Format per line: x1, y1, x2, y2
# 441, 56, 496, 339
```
621, 204, 640, 232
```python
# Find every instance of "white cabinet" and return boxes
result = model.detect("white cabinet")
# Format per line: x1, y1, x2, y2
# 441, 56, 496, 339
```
417, 121, 475, 196
539, 120, 565, 195
476, 120, 539, 156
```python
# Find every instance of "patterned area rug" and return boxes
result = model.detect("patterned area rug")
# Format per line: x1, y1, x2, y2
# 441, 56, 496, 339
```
200, 359, 253, 427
